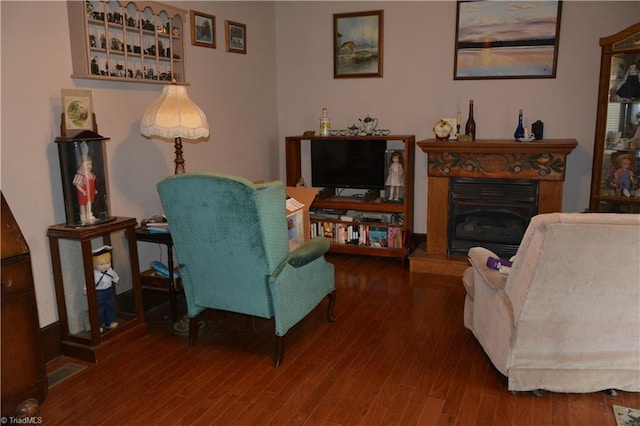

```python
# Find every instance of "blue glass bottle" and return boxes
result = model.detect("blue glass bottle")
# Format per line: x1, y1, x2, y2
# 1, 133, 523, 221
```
514, 109, 525, 140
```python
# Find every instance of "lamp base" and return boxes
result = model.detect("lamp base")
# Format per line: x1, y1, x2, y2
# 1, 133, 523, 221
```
174, 137, 185, 174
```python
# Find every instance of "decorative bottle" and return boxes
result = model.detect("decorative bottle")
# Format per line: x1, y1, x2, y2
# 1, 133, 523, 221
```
465, 100, 476, 141
319, 108, 331, 136
514, 109, 525, 140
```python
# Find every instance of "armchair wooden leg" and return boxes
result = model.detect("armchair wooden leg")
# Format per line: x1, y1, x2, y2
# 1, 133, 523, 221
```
274, 335, 284, 367
327, 291, 336, 323
188, 315, 200, 346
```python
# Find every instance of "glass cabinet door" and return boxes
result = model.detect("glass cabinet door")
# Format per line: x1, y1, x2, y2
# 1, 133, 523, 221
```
590, 24, 640, 213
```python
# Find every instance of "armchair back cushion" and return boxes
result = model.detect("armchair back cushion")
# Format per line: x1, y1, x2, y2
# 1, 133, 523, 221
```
157, 173, 335, 338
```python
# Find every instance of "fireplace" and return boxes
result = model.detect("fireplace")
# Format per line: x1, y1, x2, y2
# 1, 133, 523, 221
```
448, 178, 538, 258
412, 138, 577, 275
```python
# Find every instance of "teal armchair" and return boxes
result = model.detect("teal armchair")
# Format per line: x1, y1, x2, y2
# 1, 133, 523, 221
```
157, 173, 336, 366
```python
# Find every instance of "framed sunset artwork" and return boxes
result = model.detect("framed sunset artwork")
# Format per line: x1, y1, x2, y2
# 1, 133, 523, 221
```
454, 1, 562, 80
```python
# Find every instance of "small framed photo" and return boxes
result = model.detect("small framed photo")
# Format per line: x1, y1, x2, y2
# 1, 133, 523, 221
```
334, 10, 383, 79
61, 89, 94, 137
225, 20, 246, 54
190, 10, 216, 48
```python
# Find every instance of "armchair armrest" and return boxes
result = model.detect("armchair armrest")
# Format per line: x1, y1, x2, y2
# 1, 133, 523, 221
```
287, 237, 330, 268
468, 247, 508, 291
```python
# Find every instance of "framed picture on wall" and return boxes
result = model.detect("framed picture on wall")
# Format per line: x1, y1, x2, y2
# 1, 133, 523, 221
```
333, 10, 383, 78
454, 1, 562, 80
190, 10, 216, 48
225, 20, 246, 54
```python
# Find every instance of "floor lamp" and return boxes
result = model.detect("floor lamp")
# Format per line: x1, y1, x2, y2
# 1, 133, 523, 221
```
140, 84, 209, 174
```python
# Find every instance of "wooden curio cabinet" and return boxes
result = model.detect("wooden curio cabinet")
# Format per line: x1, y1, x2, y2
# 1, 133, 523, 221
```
589, 23, 640, 213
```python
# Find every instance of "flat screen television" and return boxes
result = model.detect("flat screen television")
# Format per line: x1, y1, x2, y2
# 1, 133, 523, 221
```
311, 139, 386, 190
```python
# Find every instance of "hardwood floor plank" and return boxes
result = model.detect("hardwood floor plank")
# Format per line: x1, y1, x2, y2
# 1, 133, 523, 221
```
38, 254, 635, 425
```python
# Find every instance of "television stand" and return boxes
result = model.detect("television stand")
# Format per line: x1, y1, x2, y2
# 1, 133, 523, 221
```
285, 134, 415, 259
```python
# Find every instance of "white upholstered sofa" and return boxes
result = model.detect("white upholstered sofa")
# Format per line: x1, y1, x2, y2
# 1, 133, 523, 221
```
462, 213, 640, 393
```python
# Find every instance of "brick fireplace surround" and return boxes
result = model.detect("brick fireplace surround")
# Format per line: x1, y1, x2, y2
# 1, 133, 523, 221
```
410, 138, 578, 276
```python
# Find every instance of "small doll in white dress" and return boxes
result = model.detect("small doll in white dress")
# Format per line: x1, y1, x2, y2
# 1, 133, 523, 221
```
385, 151, 404, 201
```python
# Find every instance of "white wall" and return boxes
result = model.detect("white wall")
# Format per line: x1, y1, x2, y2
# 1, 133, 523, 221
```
1, 1, 638, 328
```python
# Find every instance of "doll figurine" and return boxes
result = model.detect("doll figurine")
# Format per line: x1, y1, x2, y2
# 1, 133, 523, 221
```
87, 245, 119, 332
616, 61, 640, 100
385, 151, 404, 201
611, 153, 636, 197
73, 142, 97, 224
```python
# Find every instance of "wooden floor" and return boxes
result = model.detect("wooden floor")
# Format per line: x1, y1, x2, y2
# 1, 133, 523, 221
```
41, 254, 639, 425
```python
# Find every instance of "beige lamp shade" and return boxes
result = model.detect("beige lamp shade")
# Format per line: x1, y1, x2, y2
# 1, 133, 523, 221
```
140, 85, 209, 140
140, 85, 209, 174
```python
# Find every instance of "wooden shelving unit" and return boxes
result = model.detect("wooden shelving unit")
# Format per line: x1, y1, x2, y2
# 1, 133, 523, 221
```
67, 0, 187, 84
285, 135, 415, 259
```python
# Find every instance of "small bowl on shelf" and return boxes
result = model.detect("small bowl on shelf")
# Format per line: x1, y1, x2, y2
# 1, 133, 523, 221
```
516, 135, 536, 142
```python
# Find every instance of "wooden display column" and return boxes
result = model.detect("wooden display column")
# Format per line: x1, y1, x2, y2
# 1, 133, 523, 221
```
411, 139, 577, 275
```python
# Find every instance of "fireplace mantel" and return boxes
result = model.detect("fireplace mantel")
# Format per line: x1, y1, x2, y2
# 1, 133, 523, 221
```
411, 138, 577, 275
417, 139, 578, 180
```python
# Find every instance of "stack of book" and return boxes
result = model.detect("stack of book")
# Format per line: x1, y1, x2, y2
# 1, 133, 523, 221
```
145, 221, 169, 234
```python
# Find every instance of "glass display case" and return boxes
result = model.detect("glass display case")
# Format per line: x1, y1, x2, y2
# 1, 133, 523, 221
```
589, 23, 640, 213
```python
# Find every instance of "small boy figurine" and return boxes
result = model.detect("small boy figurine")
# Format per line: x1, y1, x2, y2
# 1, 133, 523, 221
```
87, 245, 119, 332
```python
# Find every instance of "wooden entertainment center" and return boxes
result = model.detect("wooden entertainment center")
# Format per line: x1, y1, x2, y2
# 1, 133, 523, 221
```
285, 134, 415, 259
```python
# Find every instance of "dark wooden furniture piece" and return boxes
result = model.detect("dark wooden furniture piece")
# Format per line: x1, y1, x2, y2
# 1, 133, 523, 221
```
285, 134, 415, 259
47, 217, 147, 362
589, 23, 640, 213
413, 139, 577, 275
1, 193, 47, 416
135, 227, 182, 322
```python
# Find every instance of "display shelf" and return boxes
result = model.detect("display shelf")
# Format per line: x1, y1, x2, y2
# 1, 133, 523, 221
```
67, 1, 187, 84
47, 217, 148, 363
589, 23, 640, 213
285, 134, 415, 259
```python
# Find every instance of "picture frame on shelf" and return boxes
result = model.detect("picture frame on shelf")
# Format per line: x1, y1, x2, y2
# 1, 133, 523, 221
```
454, 1, 562, 80
61, 89, 94, 137
333, 10, 383, 79
225, 20, 247, 54
190, 10, 216, 48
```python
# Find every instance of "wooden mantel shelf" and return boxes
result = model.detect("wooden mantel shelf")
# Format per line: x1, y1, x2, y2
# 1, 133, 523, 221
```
417, 138, 578, 154
417, 138, 578, 181
411, 138, 578, 276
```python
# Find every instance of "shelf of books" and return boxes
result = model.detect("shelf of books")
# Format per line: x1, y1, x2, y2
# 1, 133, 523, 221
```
310, 209, 406, 258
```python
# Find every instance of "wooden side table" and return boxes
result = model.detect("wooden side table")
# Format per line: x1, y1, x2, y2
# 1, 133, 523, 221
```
47, 217, 147, 362
135, 227, 183, 323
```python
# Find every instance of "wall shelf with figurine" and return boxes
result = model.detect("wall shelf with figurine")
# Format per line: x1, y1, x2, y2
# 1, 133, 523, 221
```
285, 134, 415, 260
589, 23, 640, 213
67, 1, 187, 84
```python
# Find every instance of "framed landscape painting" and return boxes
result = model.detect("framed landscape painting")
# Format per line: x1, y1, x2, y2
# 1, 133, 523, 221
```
454, 1, 562, 80
334, 10, 383, 78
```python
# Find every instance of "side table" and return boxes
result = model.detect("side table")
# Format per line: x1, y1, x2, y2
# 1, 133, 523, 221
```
135, 227, 183, 323
47, 217, 148, 362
